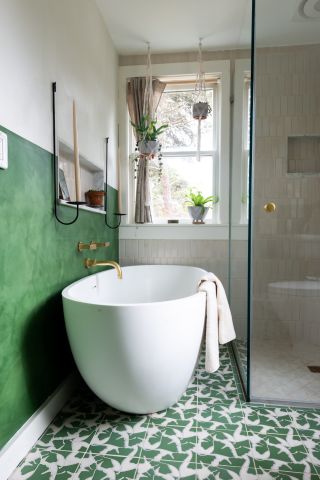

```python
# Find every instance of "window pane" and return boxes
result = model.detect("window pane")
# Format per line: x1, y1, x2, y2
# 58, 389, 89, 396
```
156, 88, 216, 152
149, 155, 215, 221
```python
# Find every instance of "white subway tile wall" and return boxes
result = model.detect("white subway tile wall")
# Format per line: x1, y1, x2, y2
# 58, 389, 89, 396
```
120, 239, 249, 343
253, 45, 320, 345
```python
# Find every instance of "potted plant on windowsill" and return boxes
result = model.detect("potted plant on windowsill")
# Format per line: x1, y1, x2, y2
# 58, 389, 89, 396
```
131, 115, 169, 155
185, 189, 219, 224
85, 189, 105, 208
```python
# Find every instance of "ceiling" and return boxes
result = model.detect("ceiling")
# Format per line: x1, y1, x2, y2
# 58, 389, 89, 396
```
95, 0, 252, 55
95, 0, 320, 56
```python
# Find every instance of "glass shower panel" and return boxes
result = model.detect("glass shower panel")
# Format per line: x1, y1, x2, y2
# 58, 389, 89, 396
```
250, 0, 320, 404
229, 30, 252, 391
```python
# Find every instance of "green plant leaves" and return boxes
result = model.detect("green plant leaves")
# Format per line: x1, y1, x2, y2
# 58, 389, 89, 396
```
185, 189, 219, 208
131, 115, 168, 141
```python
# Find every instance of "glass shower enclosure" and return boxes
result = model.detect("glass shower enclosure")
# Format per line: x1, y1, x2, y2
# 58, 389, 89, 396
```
231, 0, 320, 406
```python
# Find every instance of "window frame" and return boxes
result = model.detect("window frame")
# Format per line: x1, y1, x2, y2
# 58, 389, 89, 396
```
144, 79, 220, 224
118, 60, 231, 231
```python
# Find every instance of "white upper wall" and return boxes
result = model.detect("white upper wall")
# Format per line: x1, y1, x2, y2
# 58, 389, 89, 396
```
0, 0, 119, 185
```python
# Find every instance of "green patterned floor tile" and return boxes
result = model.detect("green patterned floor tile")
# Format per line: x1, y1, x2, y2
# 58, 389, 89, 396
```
37, 410, 103, 452
251, 433, 310, 473
10, 449, 42, 480
135, 458, 197, 479
178, 385, 198, 405
249, 433, 308, 462
142, 425, 197, 458
197, 381, 240, 404
197, 458, 258, 480
61, 391, 107, 416
299, 430, 320, 441
254, 460, 319, 479
195, 427, 255, 474
10, 345, 320, 480
75, 452, 140, 480
91, 417, 150, 452
196, 399, 244, 430
196, 427, 251, 458
196, 462, 257, 479
88, 442, 143, 459
149, 403, 197, 427
257, 470, 320, 479
243, 405, 296, 434
290, 409, 320, 434
91, 409, 150, 436
11, 448, 85, 480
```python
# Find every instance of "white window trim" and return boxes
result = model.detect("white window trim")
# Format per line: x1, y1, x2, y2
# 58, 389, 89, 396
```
118, 60, 230, 238
231, 59, 251, 226
119, 223, 248, 241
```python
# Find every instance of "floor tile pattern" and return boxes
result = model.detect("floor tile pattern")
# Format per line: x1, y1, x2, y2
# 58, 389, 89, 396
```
10, 345, 320, 479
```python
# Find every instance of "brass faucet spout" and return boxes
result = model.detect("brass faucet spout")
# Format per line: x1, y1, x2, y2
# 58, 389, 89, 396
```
84, 259, 122, 279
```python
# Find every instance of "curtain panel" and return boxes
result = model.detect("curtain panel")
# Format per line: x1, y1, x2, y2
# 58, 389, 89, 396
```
127, 77, 166, 223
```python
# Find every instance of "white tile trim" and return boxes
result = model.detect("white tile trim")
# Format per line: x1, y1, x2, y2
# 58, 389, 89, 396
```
0, 373, 78, 480
119, 224, 248, 240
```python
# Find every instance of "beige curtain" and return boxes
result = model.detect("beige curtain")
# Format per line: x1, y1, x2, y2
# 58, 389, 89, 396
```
127, 77, 166, 223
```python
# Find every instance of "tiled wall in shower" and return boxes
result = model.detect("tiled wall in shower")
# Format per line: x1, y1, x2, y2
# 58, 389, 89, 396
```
119, 239, 248, 340
253, 44, 320, 343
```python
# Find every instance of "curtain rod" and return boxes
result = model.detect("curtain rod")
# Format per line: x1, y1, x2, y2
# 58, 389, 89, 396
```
127, 77, 220, 85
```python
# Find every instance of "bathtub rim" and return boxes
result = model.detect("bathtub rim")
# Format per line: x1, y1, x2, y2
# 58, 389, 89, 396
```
62, 264, 208, 308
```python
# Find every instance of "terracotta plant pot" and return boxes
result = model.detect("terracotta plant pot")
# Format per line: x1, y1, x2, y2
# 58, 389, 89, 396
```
192, 102, 211, 120
85, 191, 105, 208
138, 140, 159, 155
188, 206, 209, 224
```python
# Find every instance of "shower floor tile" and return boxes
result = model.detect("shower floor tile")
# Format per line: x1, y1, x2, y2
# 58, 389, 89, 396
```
10, 345, 320, 480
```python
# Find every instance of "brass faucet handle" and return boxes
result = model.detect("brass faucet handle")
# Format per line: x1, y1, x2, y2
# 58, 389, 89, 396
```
95, 242, 111, 248
78, 241, 97, 251
78, 241, 110, 251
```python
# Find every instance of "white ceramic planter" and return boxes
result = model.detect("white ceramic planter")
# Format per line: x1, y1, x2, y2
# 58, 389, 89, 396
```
192, 101, 211, 120
188, 206, 209, 224
138, 140, 159, 155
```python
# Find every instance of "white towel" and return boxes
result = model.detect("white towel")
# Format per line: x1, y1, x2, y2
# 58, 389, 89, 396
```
198, 272, 236, 373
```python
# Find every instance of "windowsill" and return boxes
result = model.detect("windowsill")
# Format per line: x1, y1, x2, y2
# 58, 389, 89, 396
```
119, 223, 248, 240
58, 199, 106, 215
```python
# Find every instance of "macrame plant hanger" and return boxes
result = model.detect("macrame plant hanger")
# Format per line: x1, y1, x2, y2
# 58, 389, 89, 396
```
134, 43, 163, 180
144, 43, 154, 120
193, 39, 212, 161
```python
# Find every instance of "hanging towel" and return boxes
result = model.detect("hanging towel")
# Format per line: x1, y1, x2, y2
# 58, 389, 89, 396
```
198, 272, 236, 373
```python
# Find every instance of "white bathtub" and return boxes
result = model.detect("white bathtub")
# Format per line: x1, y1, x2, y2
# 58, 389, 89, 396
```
62, 265, 207, 414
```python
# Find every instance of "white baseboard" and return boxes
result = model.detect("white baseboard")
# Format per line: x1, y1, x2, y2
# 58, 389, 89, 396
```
0, 373, 78, 480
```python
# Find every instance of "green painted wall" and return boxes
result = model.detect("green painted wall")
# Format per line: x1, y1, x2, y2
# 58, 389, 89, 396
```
0, 126, 119, 449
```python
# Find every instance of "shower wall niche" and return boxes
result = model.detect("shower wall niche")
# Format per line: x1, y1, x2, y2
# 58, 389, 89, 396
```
287, 136, 320, 174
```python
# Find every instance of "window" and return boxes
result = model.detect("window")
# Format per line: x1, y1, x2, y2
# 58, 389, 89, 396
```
141, 79, 220, 223
122, 60, 230, 231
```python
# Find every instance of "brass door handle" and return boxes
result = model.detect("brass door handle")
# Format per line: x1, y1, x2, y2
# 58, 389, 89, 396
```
264, 202, 276, 213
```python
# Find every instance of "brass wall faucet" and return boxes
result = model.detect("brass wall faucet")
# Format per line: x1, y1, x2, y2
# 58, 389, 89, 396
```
78, 241, 110, 251
84, 259, 122, 279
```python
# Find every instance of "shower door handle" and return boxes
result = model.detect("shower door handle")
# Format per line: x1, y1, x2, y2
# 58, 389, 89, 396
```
264, 202, 276, 213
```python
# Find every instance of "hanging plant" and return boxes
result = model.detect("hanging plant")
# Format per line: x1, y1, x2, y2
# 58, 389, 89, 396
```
131, 114, 168, 179
193, 101, 212, 120
192, 39, 213, 159
131, 115, 168, 155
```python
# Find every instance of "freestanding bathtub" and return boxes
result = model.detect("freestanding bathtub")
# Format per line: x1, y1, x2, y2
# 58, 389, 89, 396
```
62, 265, 207, 414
